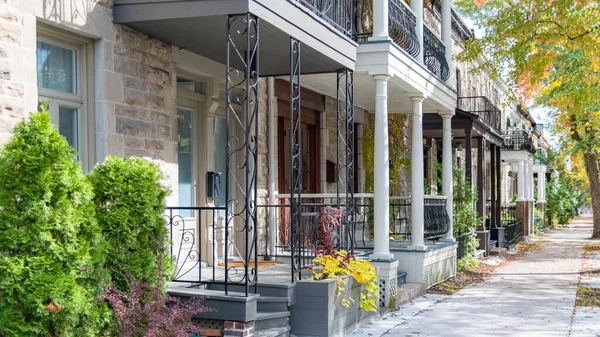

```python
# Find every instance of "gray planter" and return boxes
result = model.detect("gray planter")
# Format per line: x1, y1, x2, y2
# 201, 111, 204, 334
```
291, 276, 377, 337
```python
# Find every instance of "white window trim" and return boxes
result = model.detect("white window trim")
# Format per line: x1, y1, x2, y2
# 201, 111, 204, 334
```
36, 23, 95, 172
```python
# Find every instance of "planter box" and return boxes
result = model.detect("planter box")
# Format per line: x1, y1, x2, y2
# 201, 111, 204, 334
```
290, 276, 377, 337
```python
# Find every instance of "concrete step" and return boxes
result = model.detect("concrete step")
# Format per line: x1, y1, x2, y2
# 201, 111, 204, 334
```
257, 296, 290, 312
490, 247, 508, 256
394, 283, 427, 309
397, 271, 407, 286
206, 283, 295, 305
256, 311, 290, 330
255, 326, 291, 337
475, 249, 485, 259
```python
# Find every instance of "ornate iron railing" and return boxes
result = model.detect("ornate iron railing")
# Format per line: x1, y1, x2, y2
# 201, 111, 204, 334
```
500, 204, 517, 226
502, 130, 536, 153
457, 96, 502, 131
504, 221, 523, 248
165, 206, 227, 284
293, 0, 356, 38
389, 196, 450, 241
456, 230, 474, 260
423, 26, 449, 81
389, 0, 420, 57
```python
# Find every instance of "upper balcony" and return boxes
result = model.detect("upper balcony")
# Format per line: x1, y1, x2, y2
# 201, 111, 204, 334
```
356, 0, 450, 82
113, 0, 357, 75
502, 130, 536, 154
457, 96, 502, 132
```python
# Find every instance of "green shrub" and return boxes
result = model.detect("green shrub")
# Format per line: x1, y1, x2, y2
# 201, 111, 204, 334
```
0, 111, 110, 336
88, 156, 171, 291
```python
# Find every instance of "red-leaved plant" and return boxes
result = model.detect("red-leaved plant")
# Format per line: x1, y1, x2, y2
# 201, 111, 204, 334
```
101, 276, 212, 337
311, 206, 345, 257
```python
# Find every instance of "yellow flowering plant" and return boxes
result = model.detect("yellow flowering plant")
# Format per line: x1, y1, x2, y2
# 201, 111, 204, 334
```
312, 251, 378, 312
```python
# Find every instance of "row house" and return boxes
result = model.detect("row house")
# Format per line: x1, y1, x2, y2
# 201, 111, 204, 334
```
0, 0, 550, 336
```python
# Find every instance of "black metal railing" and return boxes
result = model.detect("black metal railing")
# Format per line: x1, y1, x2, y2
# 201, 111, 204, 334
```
502, 130, 536, 153
294, 0, 356, 38
457, 96, 502, 131
500, 204, 517, 226
456, 230, 473, 260
389, 0, 420, 57
423, 26, 449, 81
164, 206, 227, 284
504, 221, 523, 248
389, 196, 450, 240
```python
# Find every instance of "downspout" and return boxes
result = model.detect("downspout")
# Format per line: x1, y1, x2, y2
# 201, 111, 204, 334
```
266, 77, 276, 260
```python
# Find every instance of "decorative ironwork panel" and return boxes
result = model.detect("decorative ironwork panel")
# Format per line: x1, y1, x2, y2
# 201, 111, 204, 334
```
289, 38, 303, 280
293, 0, 355, 38
502, 130, 536, 153
389, 0, 420, 57
336, 68, 355, 252
457, 96, 502, 131
225, 13, 259, 296
423, 26, 449, 81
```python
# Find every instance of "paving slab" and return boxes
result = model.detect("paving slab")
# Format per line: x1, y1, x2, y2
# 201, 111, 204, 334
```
346, 217, 599, 337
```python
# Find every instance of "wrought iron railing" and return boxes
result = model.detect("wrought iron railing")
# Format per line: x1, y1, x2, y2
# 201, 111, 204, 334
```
293, 0, 356, 38
165, 206, 229, 284
502, 130, 536, 153
504, 221, 523, 248
389, 0, 420, 57
456, 230, 474, 260
423, 26, 449, 81
500, 204, 517, 226
457, 96, 502, 131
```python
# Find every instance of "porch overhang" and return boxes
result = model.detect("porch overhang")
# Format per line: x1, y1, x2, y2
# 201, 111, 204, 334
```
422, 111, 503, 147
501, 150, 533, 164
113, 0, 357, 75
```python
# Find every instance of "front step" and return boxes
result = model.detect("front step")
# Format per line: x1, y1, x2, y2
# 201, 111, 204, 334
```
257, 296, 289, 312
255, 326, 291, 337
256, 311, 290, 330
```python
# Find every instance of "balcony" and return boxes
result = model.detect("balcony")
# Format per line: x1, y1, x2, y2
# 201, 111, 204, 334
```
457, 96, 502, 131
294, 0, 355, 38
423, 26, 450, 81
502, 130, 536, 153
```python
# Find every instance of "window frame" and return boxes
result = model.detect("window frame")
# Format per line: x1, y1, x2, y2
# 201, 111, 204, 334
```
36, 24, 95, 171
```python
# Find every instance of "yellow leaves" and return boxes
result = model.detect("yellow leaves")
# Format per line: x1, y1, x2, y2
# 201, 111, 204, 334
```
311, 251, 379, 312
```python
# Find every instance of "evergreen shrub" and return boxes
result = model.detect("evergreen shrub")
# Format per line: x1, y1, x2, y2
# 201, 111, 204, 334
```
0, 111, 110, 336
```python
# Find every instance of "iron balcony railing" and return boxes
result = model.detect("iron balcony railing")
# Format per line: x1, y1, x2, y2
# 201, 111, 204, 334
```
423, 26, 450, 81
293, 0, 356, 38
502, 130, 536, 153
457, 96, 502, 131
389, 0, 420, 58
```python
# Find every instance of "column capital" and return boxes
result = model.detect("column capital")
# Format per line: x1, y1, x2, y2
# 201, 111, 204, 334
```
410, 94, 425, 102
373, 74, 390, 81
439, 111, 454, 119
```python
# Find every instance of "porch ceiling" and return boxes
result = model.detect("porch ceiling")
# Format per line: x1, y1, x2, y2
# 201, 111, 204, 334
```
113, 0, 356, 76
299, 73, 445, 113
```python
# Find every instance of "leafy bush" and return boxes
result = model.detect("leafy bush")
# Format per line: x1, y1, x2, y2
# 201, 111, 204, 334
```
88, 156, 171, 291
546, 175, 585, 225
452, 158, 480, 271
101, 275, 211, 337
0, 111, 110, 336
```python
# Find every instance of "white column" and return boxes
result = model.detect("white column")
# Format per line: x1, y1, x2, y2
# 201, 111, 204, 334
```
371, 75, 393, 260
371, 0, 390, 41
530, 162, 536, 201
441, 113, 454, 241
441, 0, 452, 83
411, 0, 424, 63
410, 95, 425, 249
517, 160, 525, 201
524, 161, 532, 200
539, 168, 547, 202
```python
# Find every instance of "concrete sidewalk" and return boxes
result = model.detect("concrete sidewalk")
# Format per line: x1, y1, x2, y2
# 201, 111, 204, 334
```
348, 217, 600, 337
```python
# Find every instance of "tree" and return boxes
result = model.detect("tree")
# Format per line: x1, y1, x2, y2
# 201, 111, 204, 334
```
454, 0, 600, 237
0, 111, 110, 336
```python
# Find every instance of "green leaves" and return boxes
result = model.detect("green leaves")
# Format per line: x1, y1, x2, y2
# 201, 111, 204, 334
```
0, 110, 110, 337
88, 156, 171, 292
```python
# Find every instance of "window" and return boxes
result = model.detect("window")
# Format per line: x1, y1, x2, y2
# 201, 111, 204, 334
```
36, 25, 93, 170
177, 107, 195, 217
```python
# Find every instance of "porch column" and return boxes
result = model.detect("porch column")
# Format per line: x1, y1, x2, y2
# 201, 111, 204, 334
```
465, 127, 473, 186
490, 144, 496, 228
496, 146, 502, 227
371, 75, 393, 260
441, 113, 454, 241
441, 0, 452, 83
372, 0, 389, 41
411, 0, 424, 63
517, 160, 525, 201
539, 167, 547, 202
410, 95, 426, 249
476, 137, 485, 229
524, 161, 532, 201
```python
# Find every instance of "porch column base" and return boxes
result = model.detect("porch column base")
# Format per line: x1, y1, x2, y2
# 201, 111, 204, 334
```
371, 259, 398, 309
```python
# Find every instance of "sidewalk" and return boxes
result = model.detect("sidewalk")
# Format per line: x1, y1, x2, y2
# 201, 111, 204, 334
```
348, 217, 600, 337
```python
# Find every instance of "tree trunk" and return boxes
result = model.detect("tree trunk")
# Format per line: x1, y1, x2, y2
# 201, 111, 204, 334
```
582, 150, 600, 238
